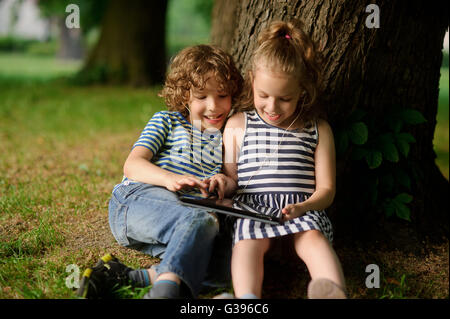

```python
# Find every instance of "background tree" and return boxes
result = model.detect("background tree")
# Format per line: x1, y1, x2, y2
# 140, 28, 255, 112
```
79, 0, 167, 86
211, 0, 449, 242
165, 0, 213, 57
39, 0, 108, 59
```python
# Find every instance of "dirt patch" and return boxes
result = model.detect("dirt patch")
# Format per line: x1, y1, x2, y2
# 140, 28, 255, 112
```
261, 235, 449, 299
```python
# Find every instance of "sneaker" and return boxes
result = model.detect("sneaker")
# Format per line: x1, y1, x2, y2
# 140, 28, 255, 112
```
307, 278, 347, 299
76, 253, 134, 299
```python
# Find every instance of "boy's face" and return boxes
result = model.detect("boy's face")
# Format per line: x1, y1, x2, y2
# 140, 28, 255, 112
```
188, 74, 231, 131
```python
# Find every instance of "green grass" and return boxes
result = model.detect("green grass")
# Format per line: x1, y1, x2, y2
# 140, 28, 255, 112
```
0, 53, 81, 81
379, 274, 409, 299
0, 52, 448, 299
0, 53, 167, 298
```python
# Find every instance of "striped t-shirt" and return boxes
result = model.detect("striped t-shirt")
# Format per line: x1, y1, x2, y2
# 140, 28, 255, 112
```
122, 111, 223, 198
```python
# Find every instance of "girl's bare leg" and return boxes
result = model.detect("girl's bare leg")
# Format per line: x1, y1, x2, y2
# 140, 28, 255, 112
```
231, 238, 271, 298
293, 230, 346, 292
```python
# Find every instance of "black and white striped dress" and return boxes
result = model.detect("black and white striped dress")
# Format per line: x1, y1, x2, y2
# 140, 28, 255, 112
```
233, 111, 333, 245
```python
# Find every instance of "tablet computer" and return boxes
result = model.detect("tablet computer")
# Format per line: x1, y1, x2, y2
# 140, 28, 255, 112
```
179, 196, 284, 225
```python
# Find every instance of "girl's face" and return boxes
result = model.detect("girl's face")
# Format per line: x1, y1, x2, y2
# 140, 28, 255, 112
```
252, 67, 301, 129
188, 74, 231, 131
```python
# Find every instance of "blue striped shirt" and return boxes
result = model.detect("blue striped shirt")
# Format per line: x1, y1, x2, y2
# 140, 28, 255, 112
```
123, 111, 223, 198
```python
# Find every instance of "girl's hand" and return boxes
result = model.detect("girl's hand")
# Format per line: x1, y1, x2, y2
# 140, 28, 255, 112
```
281, 203, 306, 221
204, 173, 229, 199
165, 174, 209, 198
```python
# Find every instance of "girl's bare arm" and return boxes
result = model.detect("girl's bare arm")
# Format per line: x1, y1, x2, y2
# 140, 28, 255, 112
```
214, 112, 246, 198
282, 119, 336, 220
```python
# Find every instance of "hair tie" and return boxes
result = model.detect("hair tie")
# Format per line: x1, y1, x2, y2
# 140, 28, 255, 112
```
284, 34, 291, 39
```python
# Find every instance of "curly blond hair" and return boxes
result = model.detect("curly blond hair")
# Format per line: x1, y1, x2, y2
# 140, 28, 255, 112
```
159, 45, 243, 118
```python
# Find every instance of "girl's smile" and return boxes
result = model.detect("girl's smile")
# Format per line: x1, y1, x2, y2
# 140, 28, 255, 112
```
264, 112, 281, 121
252, 66, 301, 129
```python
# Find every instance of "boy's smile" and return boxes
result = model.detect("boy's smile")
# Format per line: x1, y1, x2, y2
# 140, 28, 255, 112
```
203, 113, 226, 125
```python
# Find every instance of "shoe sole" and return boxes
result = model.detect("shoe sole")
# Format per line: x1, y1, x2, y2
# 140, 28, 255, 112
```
307, 278, 347, 299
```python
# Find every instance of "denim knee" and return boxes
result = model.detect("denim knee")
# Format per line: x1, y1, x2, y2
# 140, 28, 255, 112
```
155, 210, 220, 297
108, 194, 130, 246
189, 211, 220, 240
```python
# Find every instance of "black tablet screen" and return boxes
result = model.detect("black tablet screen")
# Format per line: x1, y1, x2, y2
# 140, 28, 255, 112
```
179, 196, 284, 225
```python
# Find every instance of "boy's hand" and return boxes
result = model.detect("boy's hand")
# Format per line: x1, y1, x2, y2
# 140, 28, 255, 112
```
166, 174, 209, 197
204, 174, 229, 199
281, 203, 306, 221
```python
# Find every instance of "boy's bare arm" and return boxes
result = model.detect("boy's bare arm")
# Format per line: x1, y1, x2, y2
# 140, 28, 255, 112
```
123, 146, 209, 196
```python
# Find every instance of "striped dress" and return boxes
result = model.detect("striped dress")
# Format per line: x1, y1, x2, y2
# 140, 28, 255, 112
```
233, 111, 333, 245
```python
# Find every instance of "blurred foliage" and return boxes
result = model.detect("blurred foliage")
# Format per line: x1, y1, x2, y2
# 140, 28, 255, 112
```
35, 0, 214, 60
442, 51, 449, 68
435, 67, 449, 179
0, 36, 35, 52
37, 0, 108, 35
37, 0, 213, 52
334, 106, 426, 222
192, 0, 214, 26
166, 0, 213, 57
27, 40, 58, 56
0, 36, 57, 56
0, 53, 81, 81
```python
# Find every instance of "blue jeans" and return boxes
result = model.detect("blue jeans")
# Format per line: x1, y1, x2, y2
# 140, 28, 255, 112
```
108, 182, 231, 297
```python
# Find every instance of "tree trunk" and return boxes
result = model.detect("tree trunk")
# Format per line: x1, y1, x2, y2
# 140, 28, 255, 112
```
81, 0, 167, 86
56, 17, 84, 60
211, 0, 449, 242
210, 0, 239, 53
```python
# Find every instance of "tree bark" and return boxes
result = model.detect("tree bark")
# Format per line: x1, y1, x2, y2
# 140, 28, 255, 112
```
211, 0, 449, 241
81, 0, 167, 86
210, 0, 239, 53
56, 17, 84, 60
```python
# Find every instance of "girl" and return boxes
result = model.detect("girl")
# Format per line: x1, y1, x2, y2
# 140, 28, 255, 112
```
219, 20, 347, 299
78, 45, 243, 299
